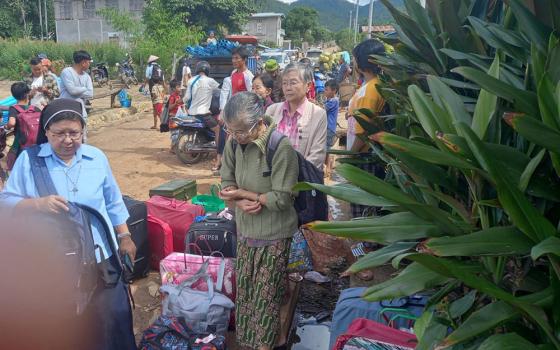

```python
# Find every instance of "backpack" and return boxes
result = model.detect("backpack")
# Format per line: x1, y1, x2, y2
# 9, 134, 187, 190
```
209, 88, 221, 116
150, 63, 163, 82
233, 130, 328, 225
186, 215, 237, 258
139, 315, 226, 350
13, 105, 41, 149
27, 145, 120, 315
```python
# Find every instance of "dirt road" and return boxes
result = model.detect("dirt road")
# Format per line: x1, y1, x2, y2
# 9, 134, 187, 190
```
88, 103, 219, 200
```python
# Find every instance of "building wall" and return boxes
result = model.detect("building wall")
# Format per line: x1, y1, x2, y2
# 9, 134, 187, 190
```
242, 16, 284, 47
54, 0, 144, 44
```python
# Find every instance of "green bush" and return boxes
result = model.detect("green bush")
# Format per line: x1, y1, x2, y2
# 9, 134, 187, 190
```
0, 39, 126, 80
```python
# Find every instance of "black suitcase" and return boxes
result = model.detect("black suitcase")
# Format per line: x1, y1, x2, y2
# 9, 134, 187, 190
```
122, 195, 150, 281
185, 216, 237, 258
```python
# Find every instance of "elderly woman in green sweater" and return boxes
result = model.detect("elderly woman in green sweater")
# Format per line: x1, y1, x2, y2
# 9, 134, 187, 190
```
219, 91, 299, 350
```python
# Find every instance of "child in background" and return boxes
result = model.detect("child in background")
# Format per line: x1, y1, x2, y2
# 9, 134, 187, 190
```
324, 79, 340, 177
150, 76, 165, 130
6, 82, 31, 170
168, 79, 184, 152
252, 73, 274, 109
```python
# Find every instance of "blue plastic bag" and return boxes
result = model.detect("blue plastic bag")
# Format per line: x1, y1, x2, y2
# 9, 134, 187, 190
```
287, 230, 313, 272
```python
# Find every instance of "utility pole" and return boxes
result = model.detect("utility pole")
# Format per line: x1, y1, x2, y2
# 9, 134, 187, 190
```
38, 0, 43, 40
367, 0, 374, 39
354, 0, 360, 43
44, 0, 49, 39
349, 10, 353, 30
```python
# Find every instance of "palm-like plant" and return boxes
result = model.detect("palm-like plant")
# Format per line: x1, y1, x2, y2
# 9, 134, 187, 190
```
298, 0, 560, 348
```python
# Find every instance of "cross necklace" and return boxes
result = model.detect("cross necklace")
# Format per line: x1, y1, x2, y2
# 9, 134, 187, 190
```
64, 164, 82, 195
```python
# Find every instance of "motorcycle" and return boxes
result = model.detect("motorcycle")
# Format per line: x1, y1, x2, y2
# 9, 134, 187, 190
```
116, 54, 138, 87
91, 62, 109, 87
173, 116, 217, 165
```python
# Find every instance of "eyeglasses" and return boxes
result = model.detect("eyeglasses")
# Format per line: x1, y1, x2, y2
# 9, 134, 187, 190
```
224, 122, 258, 138
49, 131, 83, 141
282, 80, 304, 87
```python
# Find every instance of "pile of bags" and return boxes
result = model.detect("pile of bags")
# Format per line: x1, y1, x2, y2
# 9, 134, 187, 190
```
185, 39, 239, 58
122, 180, 237, 350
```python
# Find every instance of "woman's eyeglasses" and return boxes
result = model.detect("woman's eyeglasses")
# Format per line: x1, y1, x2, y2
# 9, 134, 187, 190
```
224, 122, 258, 138
50, 131, 83, 141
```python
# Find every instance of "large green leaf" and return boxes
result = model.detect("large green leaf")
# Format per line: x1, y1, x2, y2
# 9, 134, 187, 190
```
472, 55, 500, 139
467, 16, 527, 62
538, 75, 560, 130
452, 66, 539, 117
443, 288, 554, 346
427, 75, 472, 126
505, 114, 560, 154
386, 147, 457, 190
531, 236, 560, 260
449, 290, 477, 318
519, 149, 546, 192
345, 242, 417, 274
336, 163, 465, 235
477, 333, 537, 349
379, 0, 445, 73
362, 262, 449, 301
457, 123, 557, 243
306, 212, 439, 244
293, 182, 396, 208
408, 84, 453, 136
426, 226, 534, 257
407, 254, 558, 346
508, 0, 552, 52
374, 132, 477, 170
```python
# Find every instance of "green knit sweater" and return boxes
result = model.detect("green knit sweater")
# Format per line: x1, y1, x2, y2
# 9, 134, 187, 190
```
220, 124, 299, 240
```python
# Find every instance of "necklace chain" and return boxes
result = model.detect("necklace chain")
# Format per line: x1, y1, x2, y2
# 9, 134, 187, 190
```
64, 164, 82, 195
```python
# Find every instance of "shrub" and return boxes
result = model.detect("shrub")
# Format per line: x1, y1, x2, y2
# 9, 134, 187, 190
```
0, 39, 126, 80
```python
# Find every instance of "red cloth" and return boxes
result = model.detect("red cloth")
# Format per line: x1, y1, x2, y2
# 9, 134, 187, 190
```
307, 81, 316, 100
231, 71, 247, 95
333, 318, 417, 350
168, 91, 183, 116
153, 102, 163, 116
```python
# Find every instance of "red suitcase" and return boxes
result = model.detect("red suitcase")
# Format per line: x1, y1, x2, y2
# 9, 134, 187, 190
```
146, 195, 204, 252
147, 215, 174, 270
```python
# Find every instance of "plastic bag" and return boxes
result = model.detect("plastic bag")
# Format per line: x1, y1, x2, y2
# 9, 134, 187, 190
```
287, 230, 313, 272
175, 106, 188, 119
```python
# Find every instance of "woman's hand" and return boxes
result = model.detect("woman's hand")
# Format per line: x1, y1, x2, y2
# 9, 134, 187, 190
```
236, 199, 262, 215
219, 187, 245, 201
36, 195, 69, 213
119, 236, 137, 262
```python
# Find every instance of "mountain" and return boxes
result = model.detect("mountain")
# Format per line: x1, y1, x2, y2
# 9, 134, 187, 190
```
257, 0, 404, 32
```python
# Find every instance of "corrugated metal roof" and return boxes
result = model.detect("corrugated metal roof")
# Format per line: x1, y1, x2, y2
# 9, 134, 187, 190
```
361, 25, 395, 32
250, 12, 285, 18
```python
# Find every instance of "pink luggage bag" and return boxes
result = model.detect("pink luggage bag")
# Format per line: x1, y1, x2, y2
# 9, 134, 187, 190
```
146, 195, 204, 252
147, 215, 174, 270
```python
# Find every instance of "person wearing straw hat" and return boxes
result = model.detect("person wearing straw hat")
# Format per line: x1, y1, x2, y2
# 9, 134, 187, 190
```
264, 58, 284, 103
144, 55, 164, 93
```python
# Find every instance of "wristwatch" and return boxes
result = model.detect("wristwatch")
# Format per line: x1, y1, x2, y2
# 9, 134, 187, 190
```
255, 193, 261, 204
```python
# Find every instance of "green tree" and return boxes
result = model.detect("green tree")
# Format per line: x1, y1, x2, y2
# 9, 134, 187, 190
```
98, 1, 203, 73
161, 0, 255, 33
284, 7, 320, 43
0, 0, 55, 39
335, 29, 355, 52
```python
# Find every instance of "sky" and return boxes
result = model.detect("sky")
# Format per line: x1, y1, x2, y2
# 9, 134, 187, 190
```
278, 0, 373, 4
